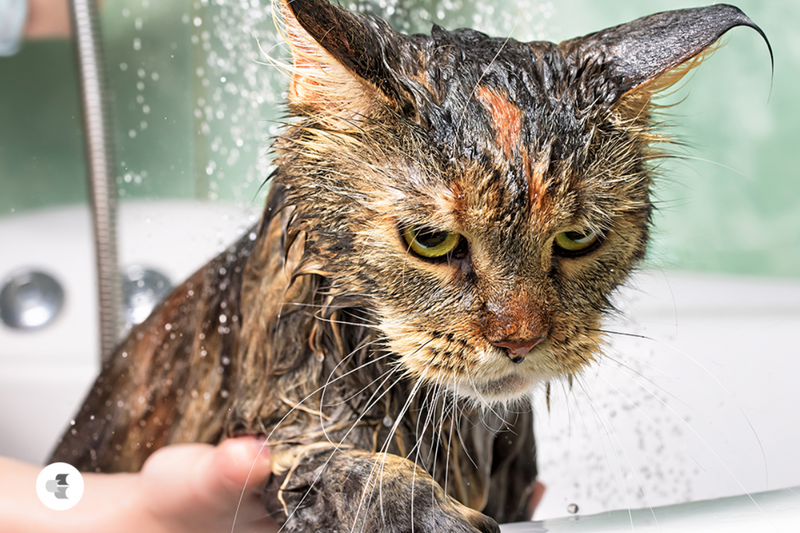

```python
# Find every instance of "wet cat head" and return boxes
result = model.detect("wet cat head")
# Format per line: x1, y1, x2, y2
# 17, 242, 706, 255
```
271, 0, 769, 405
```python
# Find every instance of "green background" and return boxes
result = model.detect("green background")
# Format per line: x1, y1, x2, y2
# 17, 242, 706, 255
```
0, 0, 796, 278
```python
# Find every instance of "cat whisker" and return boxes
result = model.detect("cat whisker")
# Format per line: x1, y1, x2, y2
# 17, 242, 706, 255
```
588, 327, 654, 342
293, 337, 433, 532
273, 367, 408, 533
352, 378, 425, 533
570, 375, 650, 530
659, 153, 754, 178
319, 340, 392, 413
366, 356, 449, 528
232, 335, 390, 530
404, 383, 439, 533
311, 314, 381, 328
607, 333, 770, 492
429, 381, 458, 500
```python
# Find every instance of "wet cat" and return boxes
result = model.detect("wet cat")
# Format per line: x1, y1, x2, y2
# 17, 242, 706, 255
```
52, 1, 769, 531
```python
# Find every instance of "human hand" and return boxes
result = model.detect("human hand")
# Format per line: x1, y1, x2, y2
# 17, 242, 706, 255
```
0, 436, 278, 533
135, 436, 278, 533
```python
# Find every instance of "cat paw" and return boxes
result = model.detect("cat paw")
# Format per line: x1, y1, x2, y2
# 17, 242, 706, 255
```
264, 448, 500, 533
417, 503, 501, 533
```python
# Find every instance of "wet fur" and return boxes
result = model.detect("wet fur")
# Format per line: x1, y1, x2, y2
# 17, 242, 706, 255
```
51, 2, 768, 531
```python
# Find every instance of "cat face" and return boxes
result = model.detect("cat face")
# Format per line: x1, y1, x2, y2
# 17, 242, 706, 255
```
274, 0, 769, 405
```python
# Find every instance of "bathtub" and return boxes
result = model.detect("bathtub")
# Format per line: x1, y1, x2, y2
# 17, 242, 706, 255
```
501, 487, 800, 532
1, 201, 799, 525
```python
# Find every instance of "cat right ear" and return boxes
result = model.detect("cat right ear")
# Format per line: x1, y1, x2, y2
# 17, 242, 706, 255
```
278, 0, 415, 117
559, 4, 772, 112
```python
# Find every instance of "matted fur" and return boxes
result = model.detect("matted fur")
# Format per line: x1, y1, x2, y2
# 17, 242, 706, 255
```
52, 2, 769, 531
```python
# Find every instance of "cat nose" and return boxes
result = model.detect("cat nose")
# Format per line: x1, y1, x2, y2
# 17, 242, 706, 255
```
492, 338, 545, 364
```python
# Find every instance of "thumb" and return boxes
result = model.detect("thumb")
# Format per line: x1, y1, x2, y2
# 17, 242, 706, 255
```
204, 436, 272, 502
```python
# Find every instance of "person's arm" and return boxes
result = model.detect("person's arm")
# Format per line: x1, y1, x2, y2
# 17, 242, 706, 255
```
0, 437, 278, 533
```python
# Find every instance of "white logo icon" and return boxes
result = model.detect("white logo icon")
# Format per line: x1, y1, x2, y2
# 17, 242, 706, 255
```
36, 462, 85, 510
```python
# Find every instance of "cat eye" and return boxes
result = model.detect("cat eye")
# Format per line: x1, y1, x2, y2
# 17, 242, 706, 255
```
403, 226, 462, 259
553, 229, 601, 256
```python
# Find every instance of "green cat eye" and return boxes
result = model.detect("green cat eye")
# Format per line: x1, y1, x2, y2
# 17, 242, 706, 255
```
554, 229, 600, 254
403, 226, 461, 258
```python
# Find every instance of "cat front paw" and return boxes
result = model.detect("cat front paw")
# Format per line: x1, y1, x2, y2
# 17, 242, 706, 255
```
264, 448, 499, 533
410, 499, 501, 533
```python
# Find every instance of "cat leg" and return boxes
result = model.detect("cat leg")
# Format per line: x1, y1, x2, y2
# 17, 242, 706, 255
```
482, 409, 538, 523
264, 445, 500, 533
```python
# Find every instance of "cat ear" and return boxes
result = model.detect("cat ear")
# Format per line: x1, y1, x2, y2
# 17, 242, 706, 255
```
279, 0, 414, 115
559, 4, 772, 111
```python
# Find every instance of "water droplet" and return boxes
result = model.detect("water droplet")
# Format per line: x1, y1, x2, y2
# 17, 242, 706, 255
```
567, 503, 579, 514
220, 389, 229, 398
133, 38, 142, 51
382, 416, 393, 427
70, 419, 75, 426
119, 62, 128, 71
193, 16, 203, 27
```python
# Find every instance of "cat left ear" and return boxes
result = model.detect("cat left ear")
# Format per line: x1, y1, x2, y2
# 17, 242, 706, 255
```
560, 4, 772, 110
279, 0, 415, 116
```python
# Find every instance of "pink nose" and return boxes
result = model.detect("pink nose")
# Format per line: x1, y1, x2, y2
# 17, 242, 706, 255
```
492, 338, 545, 363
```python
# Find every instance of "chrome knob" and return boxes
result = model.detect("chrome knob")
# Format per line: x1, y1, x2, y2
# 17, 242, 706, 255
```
121, 265, 172, 331
0, 270, 65, 330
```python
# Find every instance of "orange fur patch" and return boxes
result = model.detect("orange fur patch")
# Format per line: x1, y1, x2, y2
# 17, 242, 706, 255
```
476, 87, 523, 159
521, 144, 550, 212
